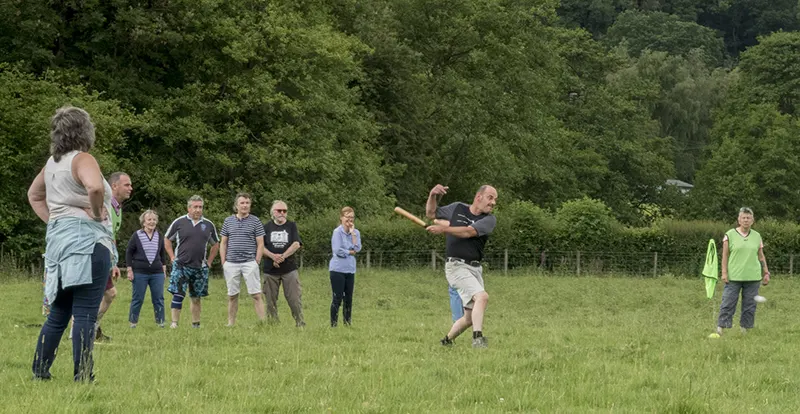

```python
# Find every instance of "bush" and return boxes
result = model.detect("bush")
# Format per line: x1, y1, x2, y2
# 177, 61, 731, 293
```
554, 198, 620, 252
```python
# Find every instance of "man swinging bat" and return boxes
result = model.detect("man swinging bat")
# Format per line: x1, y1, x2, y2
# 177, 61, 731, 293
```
425, 184, 498, 348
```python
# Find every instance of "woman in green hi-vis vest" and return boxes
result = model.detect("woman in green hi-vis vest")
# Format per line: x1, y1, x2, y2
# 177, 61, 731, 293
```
716, 207, 771, 336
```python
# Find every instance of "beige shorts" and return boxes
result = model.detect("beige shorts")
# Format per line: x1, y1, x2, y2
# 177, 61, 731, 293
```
223, 260, 261, 296
445, 261, 484, 309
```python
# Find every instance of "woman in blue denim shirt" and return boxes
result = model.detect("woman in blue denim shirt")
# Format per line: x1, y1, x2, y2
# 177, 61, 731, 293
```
329, 206, 361, 327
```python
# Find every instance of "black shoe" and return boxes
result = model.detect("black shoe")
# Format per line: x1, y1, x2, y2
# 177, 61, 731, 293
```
331, 321, 338, 328
440, 336, 454, 346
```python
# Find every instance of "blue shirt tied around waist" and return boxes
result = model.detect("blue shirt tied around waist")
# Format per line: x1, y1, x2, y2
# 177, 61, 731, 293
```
329, 225, 362, 274
44, 216, 116, 305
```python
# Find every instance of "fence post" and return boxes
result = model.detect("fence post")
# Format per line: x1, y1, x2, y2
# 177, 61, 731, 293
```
379, 251, 383, 268
790, 254, 794, 277
576, 251, 581, 275
653, 252, 658, 277
431, 250, 436, 271
504, 249, 508, 275
366, 250, 371, 270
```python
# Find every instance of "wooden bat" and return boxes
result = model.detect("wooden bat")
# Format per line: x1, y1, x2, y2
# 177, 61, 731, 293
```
394, 207, 427, 227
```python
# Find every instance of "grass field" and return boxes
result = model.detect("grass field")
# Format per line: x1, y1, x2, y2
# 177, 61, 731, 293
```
2, 268, 800, 413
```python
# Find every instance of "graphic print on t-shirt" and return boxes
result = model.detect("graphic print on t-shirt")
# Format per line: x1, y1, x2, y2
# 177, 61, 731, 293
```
454, 214, 476, 226
270, 230, 289, 249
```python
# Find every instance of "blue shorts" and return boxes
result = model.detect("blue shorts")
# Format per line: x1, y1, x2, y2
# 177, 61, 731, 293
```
167, 263, 209, 298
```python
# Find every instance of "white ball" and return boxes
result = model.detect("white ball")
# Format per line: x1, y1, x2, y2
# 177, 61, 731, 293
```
754, 295, 767, 303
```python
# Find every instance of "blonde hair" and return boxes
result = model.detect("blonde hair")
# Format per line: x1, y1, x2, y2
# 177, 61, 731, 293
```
340, 206, 354, 218
139, 209, 158, 227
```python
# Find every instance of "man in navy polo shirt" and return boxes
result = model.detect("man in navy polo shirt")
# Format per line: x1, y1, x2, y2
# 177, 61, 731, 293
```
164, 195, 219, 328
220, 192, 266, 326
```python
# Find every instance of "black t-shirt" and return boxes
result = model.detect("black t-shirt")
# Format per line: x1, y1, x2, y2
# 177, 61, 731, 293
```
436, 202, 496, 262
263, 220, 302, 275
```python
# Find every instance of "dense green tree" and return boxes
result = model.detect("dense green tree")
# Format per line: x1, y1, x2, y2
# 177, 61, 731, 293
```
609, 51, 729, 182
2, 0, 394, 220
736, 31, 800, 116
605, 10, 725, 66
690, 103, 800, 220
558, 0, 630, 36
697, 0, 799, 56
331, 0, 578, 205
0, 66, 136, 259
555, 30, 674, 223
690, 31, 800, 220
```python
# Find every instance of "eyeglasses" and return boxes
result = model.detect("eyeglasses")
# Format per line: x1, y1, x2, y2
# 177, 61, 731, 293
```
275, 209, 287, 213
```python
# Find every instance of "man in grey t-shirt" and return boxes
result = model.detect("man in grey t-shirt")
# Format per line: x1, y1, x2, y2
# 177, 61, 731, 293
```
426, 184, 497, 348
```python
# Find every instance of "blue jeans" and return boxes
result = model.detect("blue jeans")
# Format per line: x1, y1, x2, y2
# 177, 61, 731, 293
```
718, 280, 761, 329
129, 271, 165, 324
449, 286, 464, 322
32, 243, 111, 381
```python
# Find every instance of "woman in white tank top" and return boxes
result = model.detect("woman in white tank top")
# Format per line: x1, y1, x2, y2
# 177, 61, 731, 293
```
28, 106, 114, 383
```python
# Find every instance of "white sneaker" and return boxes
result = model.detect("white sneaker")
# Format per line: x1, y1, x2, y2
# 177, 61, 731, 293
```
740, 327, 748, 335
716, 326, 723, 336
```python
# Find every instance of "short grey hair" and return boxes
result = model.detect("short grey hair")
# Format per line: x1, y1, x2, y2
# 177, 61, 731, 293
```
108, 172, 129, 186
187, 195, 204, 209
739, 207, 754, 215
50, 106, 96, 162
476, 184, 494, 196
139, 209, 158, 226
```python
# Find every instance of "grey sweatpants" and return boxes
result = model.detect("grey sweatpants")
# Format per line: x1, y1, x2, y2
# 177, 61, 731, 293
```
262, 270, 304, 326
717, 280, 761, 329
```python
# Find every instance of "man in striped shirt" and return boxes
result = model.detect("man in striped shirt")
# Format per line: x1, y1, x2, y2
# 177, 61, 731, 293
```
220, 192, 266, 326
164, 195, 220, 328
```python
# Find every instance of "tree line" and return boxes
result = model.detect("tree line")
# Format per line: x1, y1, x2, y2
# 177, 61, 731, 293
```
2, 0, 799, 261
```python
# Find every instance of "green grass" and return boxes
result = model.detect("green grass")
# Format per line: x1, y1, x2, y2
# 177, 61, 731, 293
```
2, 269, 800, 413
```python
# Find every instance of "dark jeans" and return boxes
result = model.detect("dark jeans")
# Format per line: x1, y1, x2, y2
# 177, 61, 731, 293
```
33, 243, 111, 381
330, 271, 355, 326
129, 271, 165, 324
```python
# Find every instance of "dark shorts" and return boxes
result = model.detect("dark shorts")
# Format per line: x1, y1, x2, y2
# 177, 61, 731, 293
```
168, 263, 209, 298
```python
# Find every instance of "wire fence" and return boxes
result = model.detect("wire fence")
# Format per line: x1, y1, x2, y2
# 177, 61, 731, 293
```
3, 249, 797, 278
292, 249, 797, 278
